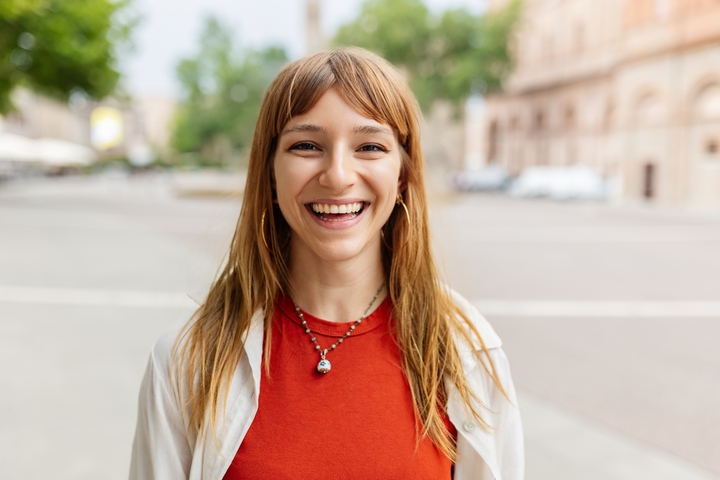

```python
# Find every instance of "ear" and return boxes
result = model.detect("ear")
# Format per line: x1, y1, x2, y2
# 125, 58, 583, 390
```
397, 163, 408, 196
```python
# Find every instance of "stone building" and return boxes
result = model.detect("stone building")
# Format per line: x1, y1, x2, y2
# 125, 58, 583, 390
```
306, 0, 325, 54
483, 0, 720, 209
0, 88, 176, 168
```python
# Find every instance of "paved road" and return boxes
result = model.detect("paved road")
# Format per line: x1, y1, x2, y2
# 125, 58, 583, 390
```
0, 173, 718, 479
431, 193, 720, 477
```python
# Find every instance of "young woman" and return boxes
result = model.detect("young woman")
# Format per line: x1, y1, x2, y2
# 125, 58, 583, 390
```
130, 48, 523, 480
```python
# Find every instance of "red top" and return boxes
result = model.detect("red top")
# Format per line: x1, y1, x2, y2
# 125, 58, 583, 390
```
223, 294, 455, 479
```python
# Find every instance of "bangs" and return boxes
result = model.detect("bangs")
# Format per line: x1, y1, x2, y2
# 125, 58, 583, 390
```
274, 48, 414, 149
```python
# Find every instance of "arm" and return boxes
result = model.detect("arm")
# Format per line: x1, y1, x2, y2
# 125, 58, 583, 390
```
486, 346, 524, 480
129, 349, 193, 480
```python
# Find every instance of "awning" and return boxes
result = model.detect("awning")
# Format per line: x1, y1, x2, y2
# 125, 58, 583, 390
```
0, 133, 97, 166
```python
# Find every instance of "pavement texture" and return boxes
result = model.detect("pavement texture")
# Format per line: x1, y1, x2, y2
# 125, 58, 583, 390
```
429, 193, 720, 476
0, 173, 718, 479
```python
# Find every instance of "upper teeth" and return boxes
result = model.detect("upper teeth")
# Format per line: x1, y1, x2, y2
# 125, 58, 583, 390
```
312, 202, 363, 214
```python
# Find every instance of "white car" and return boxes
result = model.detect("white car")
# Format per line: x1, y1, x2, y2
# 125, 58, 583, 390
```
509, 165, 607, 200
451, 163, 511, 191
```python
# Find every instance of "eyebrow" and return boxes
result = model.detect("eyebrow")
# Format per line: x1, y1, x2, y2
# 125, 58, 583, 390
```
280, 123, 394, 136
354, 125, 393, 136
281, 124, 328, 135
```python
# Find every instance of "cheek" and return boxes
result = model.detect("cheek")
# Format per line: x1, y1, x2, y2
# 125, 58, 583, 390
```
274, 158, 303, 200
273, 157, 316, 228
272, 159, 296, 222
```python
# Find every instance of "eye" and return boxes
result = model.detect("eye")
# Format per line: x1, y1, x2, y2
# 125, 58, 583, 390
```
289, 142, 319, 151
357, 144, 388, 153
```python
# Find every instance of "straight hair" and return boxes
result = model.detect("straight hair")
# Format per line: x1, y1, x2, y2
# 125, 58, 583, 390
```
173, 47, 507, 460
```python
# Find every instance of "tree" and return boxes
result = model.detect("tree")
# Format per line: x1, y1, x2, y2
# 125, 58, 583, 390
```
171, 17, 287, 166
334, 0, 521, 111
0, 0, 135, 113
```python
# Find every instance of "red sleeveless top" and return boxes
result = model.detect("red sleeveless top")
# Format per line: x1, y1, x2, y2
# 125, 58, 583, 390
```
223, 294, 455, 479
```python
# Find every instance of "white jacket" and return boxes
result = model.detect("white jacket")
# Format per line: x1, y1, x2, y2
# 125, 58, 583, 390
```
129, 291, 524, 479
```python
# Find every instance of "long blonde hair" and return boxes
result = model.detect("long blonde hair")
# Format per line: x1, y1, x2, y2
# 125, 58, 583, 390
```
174, 47, 506, 460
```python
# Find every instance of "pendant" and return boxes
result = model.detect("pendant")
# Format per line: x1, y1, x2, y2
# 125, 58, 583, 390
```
317, 359, 331, 374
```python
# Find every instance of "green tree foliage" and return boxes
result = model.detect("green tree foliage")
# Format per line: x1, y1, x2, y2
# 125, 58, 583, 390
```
0, 0, 135, 113
171, 17, 287, 166
334, 0, 521, 110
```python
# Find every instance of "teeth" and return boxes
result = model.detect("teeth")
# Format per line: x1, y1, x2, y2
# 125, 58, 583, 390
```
311, 202, 363, 214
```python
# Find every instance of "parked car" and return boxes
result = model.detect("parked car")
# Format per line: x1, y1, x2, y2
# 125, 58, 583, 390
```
450, 163, 511, 191
509, 165, 607, 200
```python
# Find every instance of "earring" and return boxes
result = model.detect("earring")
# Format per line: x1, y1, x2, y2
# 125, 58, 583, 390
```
381, 195, 410, 251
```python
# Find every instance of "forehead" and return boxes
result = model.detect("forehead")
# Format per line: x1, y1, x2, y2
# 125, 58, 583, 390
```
281, 88, 396, 137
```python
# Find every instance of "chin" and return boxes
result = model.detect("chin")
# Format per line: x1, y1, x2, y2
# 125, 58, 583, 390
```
310, 239, 379, 264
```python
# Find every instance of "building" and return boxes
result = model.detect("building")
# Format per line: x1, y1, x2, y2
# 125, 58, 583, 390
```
306, 0, 326, 54
483, 0, 720, 210
0, 88, 176, 170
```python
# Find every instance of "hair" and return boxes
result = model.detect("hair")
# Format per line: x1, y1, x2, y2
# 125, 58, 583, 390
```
173, 47, 507, 460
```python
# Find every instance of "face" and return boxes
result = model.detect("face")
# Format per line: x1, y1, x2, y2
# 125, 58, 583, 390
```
273, 87, 403, 265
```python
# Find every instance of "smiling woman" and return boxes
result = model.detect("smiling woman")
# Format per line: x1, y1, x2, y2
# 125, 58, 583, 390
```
129, 48, 524, 480
274, 87, 402, 262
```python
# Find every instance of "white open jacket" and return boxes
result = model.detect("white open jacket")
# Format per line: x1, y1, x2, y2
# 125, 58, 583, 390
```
129, 290, 524, 479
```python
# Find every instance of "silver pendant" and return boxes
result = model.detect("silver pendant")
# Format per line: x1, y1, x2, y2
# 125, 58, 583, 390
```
317, 359, 331, 373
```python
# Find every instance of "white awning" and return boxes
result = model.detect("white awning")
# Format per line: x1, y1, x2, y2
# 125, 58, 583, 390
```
0, 133, 97, 166
35, 137, 96, 166
0, 132, 37, 161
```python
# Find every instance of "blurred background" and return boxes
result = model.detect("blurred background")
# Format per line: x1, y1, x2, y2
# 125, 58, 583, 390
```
1, 0, 719, 478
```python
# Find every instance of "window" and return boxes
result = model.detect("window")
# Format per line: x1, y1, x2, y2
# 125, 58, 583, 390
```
706, 139, 719, 158
634, 93, 664, 126
694, 83, 720, 120
565, 107, 576, 129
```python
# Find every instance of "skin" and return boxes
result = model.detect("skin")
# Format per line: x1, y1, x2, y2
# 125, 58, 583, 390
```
273, 87, 404, 322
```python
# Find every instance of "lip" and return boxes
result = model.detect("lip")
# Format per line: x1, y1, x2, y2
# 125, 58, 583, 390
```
304, 199, 369, 230
307, 198, 367, 205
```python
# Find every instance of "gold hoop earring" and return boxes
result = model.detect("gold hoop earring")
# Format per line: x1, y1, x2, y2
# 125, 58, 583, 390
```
260, 209, 270, 252
381, 195, 410, 251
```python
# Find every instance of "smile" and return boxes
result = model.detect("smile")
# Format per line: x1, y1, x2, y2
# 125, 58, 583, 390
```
308, 202, 366, 222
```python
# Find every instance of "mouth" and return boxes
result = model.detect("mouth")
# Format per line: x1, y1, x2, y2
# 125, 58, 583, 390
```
307, 201, 366, 222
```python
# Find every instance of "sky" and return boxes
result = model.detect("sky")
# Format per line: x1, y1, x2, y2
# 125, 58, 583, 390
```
122, 0, 486, 98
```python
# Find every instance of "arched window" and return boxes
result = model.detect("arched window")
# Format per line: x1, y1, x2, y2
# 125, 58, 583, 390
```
693, 82, 720, 120
705, 139, 719, 158
634, 92, 665, 126
643, 162, 656, 199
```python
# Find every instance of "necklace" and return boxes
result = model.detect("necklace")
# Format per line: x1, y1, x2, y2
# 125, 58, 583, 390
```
293, 282, 386, 374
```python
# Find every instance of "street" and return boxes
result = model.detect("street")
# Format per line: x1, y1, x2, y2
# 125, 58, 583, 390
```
0, 173, 718, 479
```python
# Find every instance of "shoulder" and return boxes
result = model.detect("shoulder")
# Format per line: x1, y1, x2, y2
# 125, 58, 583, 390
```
446, 287, 502, 350
146, 322, 188, 384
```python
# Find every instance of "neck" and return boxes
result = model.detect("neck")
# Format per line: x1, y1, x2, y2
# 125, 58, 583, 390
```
287, 239, 387, 323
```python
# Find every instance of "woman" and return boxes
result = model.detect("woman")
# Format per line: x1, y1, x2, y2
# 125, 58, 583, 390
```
130, 48, 523, 480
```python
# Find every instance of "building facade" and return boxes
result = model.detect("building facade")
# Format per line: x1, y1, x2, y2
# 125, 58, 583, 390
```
0, 88, 176, 168
484, 0, 720, 209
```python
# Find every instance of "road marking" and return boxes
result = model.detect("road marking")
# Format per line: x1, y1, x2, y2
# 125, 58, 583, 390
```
473, 300, 720, 317
0, 285, 197, 309
519, 391, 720, 479
1, 286, 718, 317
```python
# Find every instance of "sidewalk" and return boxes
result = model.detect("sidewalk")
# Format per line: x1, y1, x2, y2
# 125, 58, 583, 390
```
521, 391, 719, 479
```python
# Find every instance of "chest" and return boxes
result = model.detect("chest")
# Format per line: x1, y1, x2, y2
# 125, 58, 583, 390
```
222, 301, 454, 479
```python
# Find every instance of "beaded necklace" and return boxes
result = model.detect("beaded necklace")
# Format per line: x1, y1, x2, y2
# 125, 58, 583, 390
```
292, 282, 386, 374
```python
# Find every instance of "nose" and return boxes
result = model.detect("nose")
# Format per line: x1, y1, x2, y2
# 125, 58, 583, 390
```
318, 145, 355, 195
